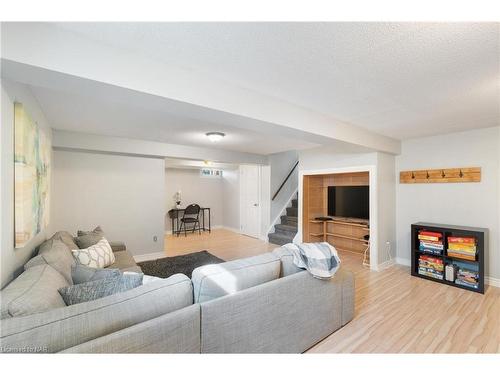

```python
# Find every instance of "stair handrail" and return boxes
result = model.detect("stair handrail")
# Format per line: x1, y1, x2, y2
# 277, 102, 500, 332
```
272, 160, 299, 201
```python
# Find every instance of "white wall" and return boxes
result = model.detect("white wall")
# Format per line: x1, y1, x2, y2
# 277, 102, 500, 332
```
165, 168, 227, 230
396, 127, 500, 280
222, 168, 240, 231
269, 150, 298, 223
1, 79, 53, 287
376, 152, 396, 265
51, 150, 165, 256
165, 167, 244, 233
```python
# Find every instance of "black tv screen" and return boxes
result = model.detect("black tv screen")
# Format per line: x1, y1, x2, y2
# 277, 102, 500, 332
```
328, 186, 369, 219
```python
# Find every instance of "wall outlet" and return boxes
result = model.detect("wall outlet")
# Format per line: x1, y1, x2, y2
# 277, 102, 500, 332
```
153, 236, 158, 242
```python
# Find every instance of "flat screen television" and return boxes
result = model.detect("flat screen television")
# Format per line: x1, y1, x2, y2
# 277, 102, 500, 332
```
327, 186, 369, 220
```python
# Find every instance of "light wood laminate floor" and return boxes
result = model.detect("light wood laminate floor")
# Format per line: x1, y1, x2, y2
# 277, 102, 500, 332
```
164, 229, 500, 353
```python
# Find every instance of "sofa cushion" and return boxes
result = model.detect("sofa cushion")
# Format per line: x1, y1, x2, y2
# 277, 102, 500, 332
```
25, 239, 76, 284
77, 225, 104, 237
192, 253, 280, 303
72, 238, 116, 268
272, 246, 303, 277
71, 264, 121, 284
51, 231, 79, 251
0, 265, 68, 319
75, 226, 105, 249
58, 273, 144, 306
108, 241, 126, 253
108, 250, 138, 271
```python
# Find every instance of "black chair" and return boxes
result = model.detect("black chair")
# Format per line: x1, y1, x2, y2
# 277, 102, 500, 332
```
178, 204, 201, 237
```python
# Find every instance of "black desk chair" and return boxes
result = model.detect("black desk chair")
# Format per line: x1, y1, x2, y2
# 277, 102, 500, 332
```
178, 204, 201, 237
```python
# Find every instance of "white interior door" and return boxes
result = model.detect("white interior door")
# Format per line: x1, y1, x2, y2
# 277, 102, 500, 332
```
240, 165, 261, 238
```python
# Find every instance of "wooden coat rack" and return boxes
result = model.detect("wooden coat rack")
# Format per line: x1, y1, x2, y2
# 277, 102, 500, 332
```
400, 167, 481, 184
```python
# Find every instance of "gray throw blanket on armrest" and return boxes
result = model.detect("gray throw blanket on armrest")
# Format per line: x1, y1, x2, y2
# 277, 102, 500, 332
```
282, 242, 341, 279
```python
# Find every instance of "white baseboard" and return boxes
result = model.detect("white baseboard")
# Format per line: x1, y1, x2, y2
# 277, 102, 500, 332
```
395, 257, 411, 267
486, 277, 500, 288
133, 252, 166, 263
164, 225, 238, 235
377, 258, 395, 270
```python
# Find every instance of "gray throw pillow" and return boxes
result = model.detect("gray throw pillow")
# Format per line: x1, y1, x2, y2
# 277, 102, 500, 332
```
1, 265, 68, 319
75, 226, 105, 249
71, 264, 121, 284
49, 231, 79, 250
24, 239, 76, 284
58, 273, 144, 306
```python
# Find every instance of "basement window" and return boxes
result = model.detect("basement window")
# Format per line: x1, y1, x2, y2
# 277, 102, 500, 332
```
200, 168, 223, 178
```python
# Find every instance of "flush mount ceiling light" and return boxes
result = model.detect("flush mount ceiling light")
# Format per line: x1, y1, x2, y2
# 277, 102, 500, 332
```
206, 132, 226, 142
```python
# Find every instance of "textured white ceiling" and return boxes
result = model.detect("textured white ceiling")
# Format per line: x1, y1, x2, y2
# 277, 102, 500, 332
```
30, 85, 317, 155
53, 22, 500, 140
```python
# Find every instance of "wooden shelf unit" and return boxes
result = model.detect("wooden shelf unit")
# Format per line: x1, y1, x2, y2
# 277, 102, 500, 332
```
302, 171, 370, 257
411, 222, 487, 294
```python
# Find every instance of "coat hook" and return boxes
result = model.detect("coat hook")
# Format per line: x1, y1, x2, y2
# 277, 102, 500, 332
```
441, 170, 445, 178
411, 171, 415, 179
426, 171, 430, 179
459, 169, 463, 178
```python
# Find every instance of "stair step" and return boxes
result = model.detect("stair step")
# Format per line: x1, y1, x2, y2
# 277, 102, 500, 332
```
280, 217, 297, 227
286, 207, 298, 217
291, 199, 298, 208
275, 224, 298, 235
281, 215, 297, 223
268, 232, 294, 246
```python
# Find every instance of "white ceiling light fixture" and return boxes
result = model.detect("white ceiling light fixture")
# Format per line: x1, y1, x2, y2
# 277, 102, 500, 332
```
206, 131, 226, 142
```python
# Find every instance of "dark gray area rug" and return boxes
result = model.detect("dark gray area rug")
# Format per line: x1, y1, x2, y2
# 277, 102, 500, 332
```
138, 250, 224, 278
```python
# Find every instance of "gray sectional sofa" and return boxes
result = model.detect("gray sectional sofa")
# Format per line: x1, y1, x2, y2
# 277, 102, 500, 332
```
0, 232, 354, 353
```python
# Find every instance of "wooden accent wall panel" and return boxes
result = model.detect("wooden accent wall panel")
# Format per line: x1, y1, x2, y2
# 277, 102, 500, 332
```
400, 167, 481, 184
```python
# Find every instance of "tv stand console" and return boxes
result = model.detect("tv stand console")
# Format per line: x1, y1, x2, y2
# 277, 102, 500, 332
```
308, 217, 369, 254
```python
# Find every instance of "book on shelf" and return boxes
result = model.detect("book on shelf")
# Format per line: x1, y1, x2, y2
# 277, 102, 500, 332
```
418, 269, 443, 280
448, 243, 477, 253
448, 236, 476, 244
447, 252, 476, 261
418, 255, 444, 272
420, 240, 444, 250
455, 279, 478, 289
418, 231, 442, 242
419, 247, 443, 255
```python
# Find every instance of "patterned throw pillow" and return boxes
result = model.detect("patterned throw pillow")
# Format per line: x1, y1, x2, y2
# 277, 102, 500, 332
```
72, 238, 116, 268
71, 264, 121, 284
58, 273, 144, 306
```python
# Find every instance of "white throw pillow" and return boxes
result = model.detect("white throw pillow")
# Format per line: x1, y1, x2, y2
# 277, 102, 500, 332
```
72, 238, 116, 268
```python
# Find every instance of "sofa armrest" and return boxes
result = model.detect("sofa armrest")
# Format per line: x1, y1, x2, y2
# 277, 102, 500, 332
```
109, 241, 126, 252
0, 274, 193, 353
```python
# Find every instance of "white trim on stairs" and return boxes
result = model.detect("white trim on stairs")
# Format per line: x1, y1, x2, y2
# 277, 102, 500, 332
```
267, 187, 298, 235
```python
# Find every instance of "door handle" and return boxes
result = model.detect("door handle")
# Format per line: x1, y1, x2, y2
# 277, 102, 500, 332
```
253, 203, 259, 207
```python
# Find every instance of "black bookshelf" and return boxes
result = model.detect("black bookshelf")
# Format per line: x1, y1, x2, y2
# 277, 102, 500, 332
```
411, 222, 488, 294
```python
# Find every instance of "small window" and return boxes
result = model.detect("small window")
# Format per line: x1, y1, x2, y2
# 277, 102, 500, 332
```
200, 168, 223, 178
